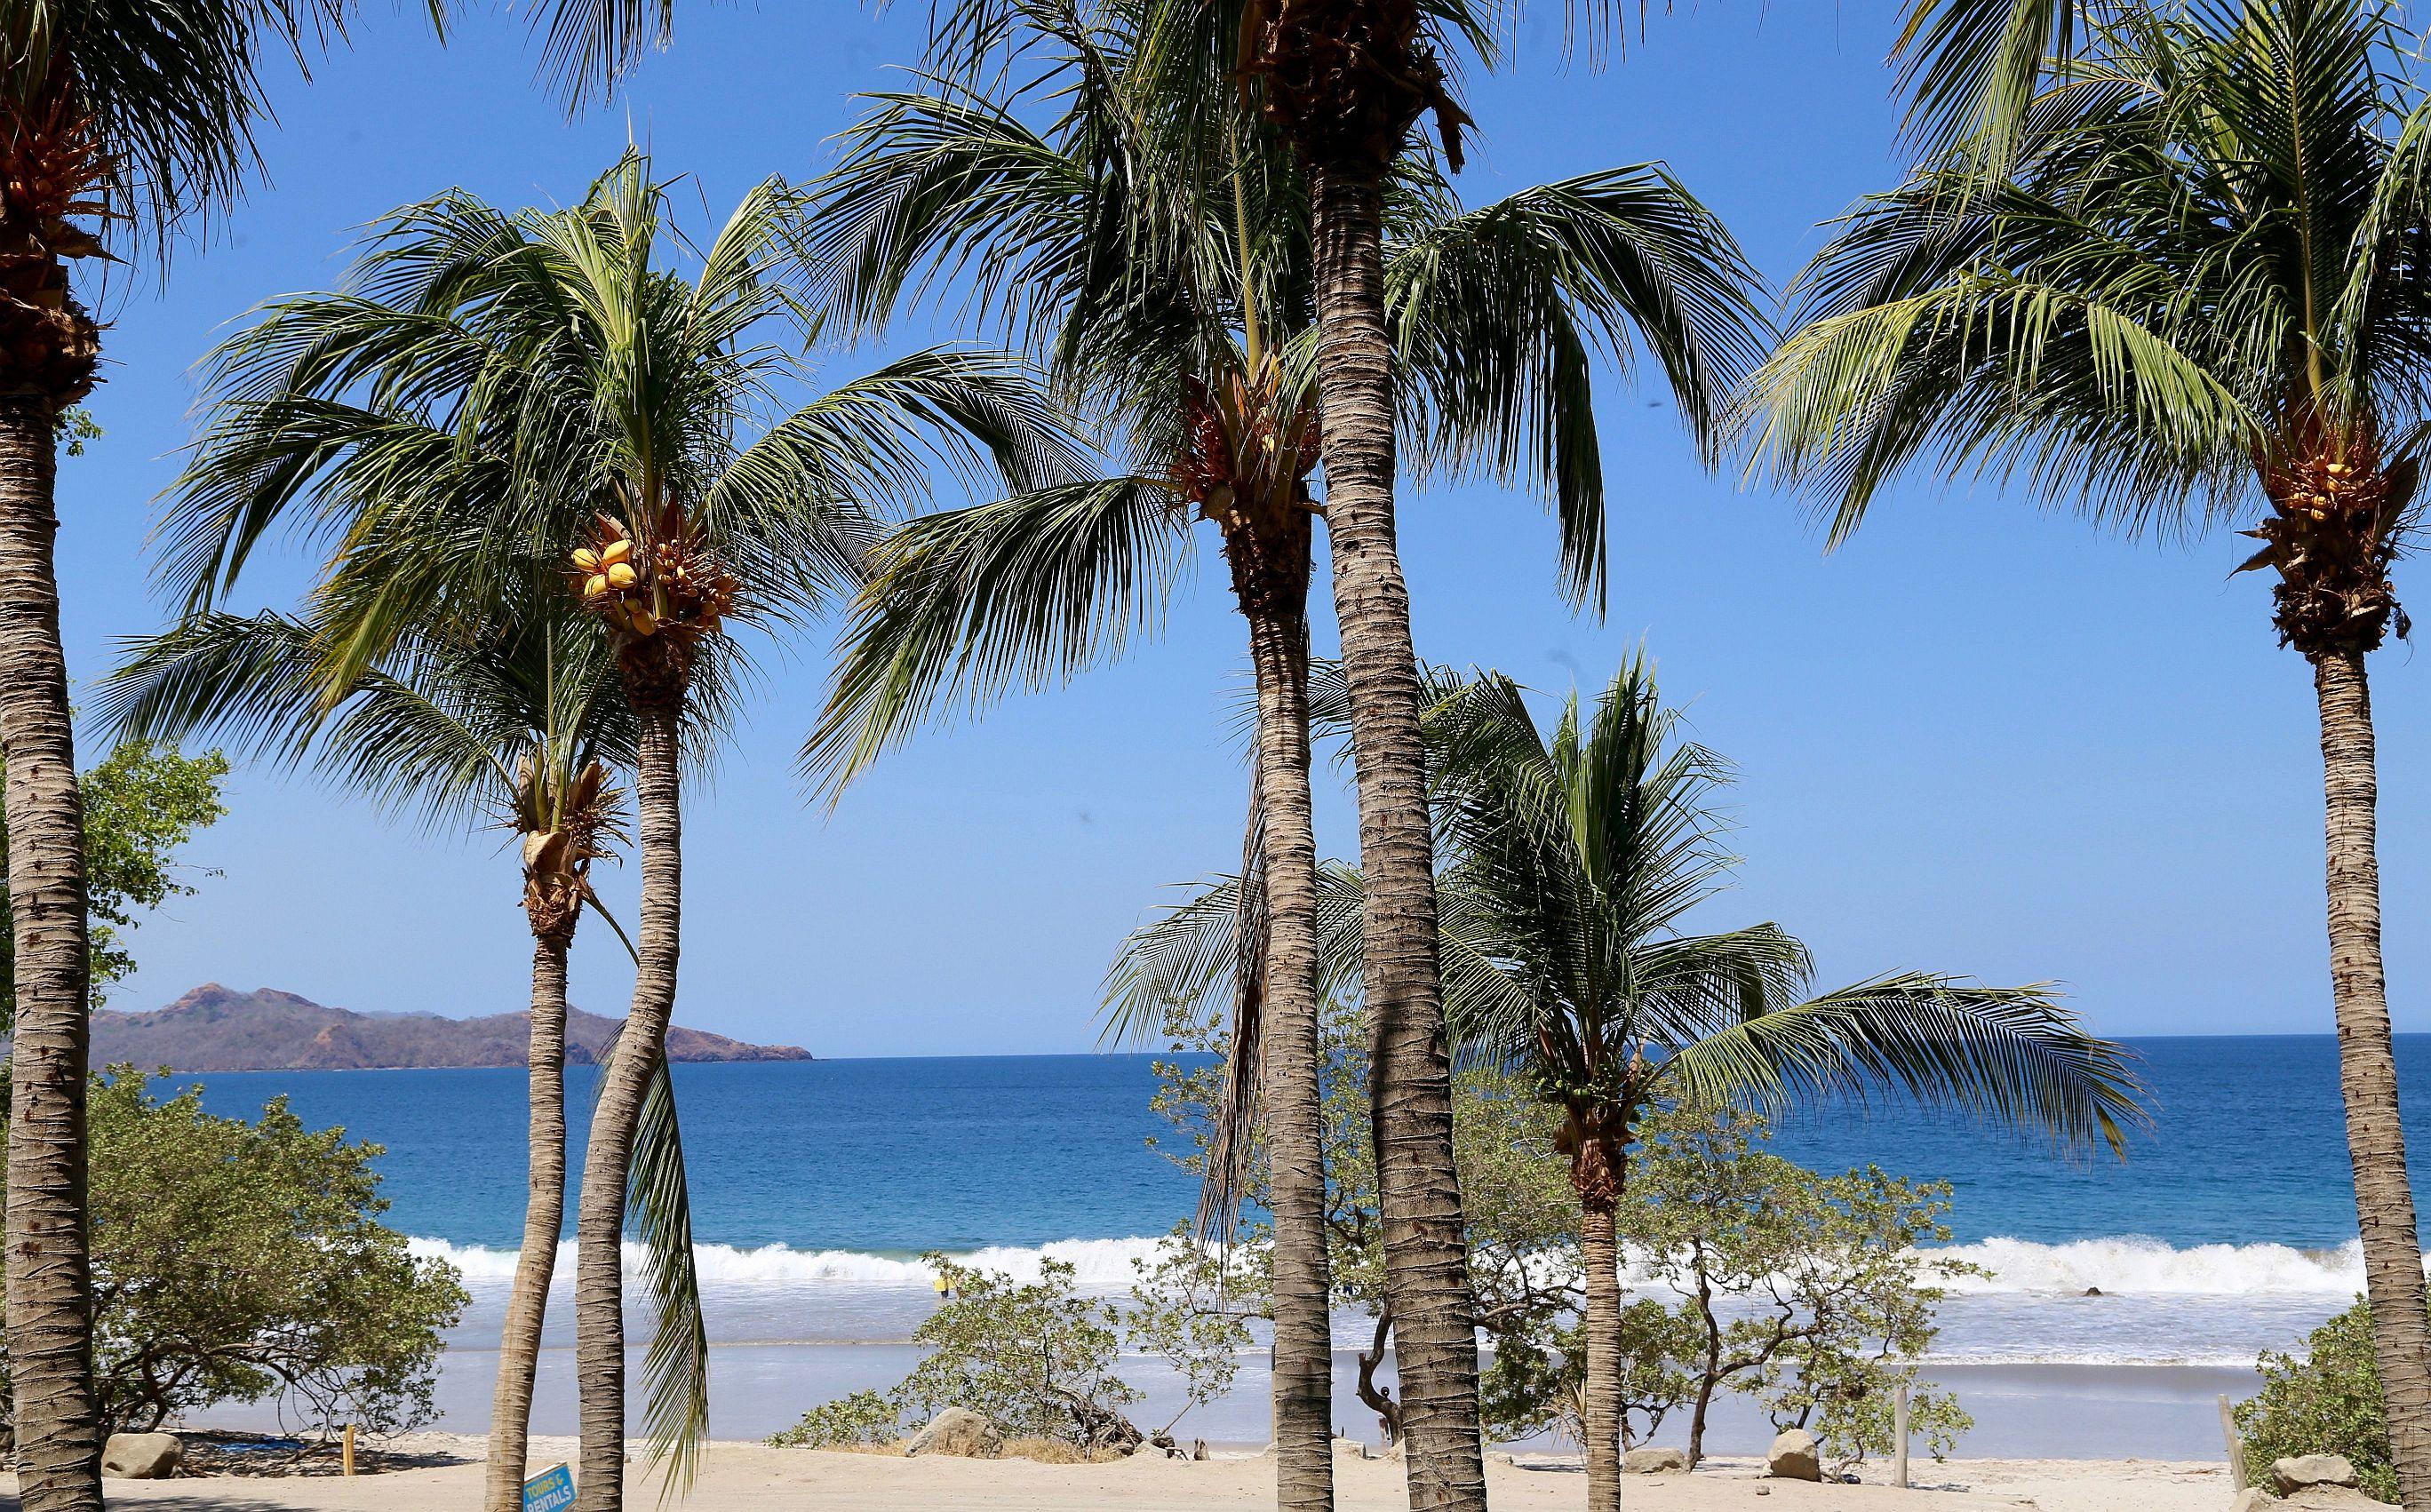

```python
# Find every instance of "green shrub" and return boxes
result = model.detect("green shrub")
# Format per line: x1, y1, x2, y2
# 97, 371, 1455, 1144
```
0, 1068, 466, 1437
770, 1247, 1251, 1452
2237, 1297, 2400, 1502
768, 1389, 900, 1448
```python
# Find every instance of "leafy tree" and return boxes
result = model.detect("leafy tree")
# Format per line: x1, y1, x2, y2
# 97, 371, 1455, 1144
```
1140, 991, 1582, 1445
1118, 1234, 1257, 1436
0, 742, 227, 1029
2240, 1297, 2409, 1503
0, 1069, 467, 1440
1624, 1105, 1974, 1468
899, 1257, 1144, 1449
1746, 5, 2431, 1501
768, 1389, 899, 1450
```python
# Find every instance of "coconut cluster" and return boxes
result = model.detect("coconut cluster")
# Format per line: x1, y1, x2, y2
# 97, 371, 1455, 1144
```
2243, 448, 2403, 657
569, 513, 737, 642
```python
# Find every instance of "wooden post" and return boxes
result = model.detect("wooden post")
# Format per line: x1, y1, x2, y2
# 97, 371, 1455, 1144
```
1893, 1384, 1910, 1490
343, 1422, 356, 1477
2219, 1394, 2246, 1492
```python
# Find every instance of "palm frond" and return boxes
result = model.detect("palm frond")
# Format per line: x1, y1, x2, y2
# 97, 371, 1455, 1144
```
1656, 973, 2145, 1155
1758, 2, 2430, 545
1389, 165, 1772, 608
1893, 0, 2096, 165
805, 477, 1190, 795
4, 0, 363, 254
530, 0, 678, 107
1102, 860, 1365, 1235
95, 608, 640, 834
629, 1048, 709, 1500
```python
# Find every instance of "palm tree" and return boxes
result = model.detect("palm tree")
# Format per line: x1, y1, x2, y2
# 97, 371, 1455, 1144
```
1118, 656, 2142, 1512
1421, 659, 2135, 1506
804, 8, 1762, 1501
1224, 9, 1497, 1492
152, 154, 1078, 1512
0, 0, 741, 1497
1744, 3, 2431, 1504
93, 588, 736, 1509
0, 7, 363, 1500
1220, 4, 1748, 1493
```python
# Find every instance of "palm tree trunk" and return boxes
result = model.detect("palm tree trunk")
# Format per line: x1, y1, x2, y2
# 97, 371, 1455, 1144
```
0, 393, 102, 1511
1579, 1197, 1622, 1512
1305, 157, 1486, 1512
488, 928, 573, 1512
2311, 649, 2431, 1512
1234, 538, 1334, 1511
574, 702, 682, 1512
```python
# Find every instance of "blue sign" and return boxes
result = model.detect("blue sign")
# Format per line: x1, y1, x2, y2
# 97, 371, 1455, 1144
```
523, 1463, 577, 1512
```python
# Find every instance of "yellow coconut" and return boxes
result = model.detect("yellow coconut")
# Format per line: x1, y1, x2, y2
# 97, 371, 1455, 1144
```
602, 538, 634, 566
572, 547, 601, 572
606, 561, 639, 590
584, 573, 612, 599
629, 609, 659, 636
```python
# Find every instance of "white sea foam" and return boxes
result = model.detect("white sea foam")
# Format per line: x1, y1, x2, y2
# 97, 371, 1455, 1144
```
1924, 1236, 2370, 1295
410, 1231, 2391, 1297
409, 1234, 1170, 1286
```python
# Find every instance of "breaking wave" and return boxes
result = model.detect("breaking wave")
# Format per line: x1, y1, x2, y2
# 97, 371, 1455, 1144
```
410, 1231, 2390, 1297
408, 1234, 1170, 1286
1924, 1236, 2370, 1295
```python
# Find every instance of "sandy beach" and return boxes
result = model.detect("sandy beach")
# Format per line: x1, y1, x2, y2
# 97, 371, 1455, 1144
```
0, 1438, 2239, 1512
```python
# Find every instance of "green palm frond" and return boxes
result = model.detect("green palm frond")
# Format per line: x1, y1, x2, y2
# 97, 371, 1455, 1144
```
1893, 0, 2097, 164
1102, 859, 1365, 1233
804, 477, 1191, 795
1757, 0, 2431, 543
721, 346, 1095, 568
159, 150, 1070, 690
530, 0, 677, 106
1657, 973, 2144, 1155
1752, 260, 2261, 545
1103, 873, 1253, 1048
808, 1, 1769, 702
1419, 656, 2141, 1143
2, 0, 363, 253
1388, 165, 1772, 608
629, 1048, 708, 1500
95, 606, 650, 834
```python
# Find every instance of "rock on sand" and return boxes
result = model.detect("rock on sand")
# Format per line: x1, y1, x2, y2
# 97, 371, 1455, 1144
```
1768, 1429, 1821, 1482
2275, 1457, 2362, 1494
905, 1408, 1002, 1460
100, 1432, 182, 1479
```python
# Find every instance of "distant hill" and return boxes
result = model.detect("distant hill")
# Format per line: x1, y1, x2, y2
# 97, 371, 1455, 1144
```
88, 984, 813, 1072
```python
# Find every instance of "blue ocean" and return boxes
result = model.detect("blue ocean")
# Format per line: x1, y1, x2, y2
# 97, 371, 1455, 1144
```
168, 1036, 2430, 1457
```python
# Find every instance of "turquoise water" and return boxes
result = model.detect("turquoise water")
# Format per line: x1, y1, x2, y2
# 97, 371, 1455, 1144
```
174, 1035, 2430, 1253
159, 1035, 2431, 1452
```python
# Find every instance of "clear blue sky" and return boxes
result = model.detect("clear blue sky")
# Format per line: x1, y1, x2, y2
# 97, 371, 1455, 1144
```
67, 3, 2426, 1054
